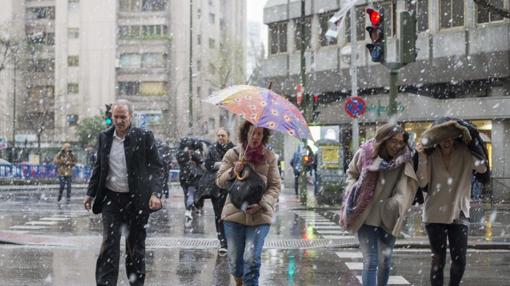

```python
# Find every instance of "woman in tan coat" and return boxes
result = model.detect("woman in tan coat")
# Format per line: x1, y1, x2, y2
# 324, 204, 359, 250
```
216, 121, 281, 286
417, 118, 488, 286
339, 123, 418, 286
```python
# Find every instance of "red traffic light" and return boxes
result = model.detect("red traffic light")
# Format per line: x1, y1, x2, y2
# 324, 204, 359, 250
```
367, 8, 381, 25
313, 94, 319, 104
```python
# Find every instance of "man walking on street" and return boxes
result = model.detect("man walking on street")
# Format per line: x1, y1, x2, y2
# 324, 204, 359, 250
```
84, 99, 163, 286
53, 143, 77, 202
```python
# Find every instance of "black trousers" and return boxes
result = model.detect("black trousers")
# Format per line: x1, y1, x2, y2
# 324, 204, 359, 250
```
425, 223, 468, 286
96, 191, 150, 286
211, 192, 227, 248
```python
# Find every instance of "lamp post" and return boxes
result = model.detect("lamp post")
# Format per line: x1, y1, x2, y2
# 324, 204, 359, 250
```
188, 0, 194, 135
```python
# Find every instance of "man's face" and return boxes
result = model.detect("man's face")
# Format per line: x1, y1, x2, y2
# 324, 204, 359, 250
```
112, 104, 132, 134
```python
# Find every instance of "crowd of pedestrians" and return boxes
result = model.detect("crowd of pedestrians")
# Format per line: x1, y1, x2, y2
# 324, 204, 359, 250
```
72, 99, 491, 286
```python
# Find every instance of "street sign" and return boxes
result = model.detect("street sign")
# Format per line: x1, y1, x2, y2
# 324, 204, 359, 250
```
296, 83, 304, 106
344, 96, 366, 118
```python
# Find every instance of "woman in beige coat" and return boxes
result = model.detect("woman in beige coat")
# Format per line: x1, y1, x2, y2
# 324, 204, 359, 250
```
339, 123, 418, 286
216, 121, 281, 286
417, 118, 488, 286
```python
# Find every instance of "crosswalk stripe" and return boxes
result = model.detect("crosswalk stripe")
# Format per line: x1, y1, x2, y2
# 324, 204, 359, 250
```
335, 251, 363, 259
317, 231, 350, 236
313, 225, 342, 229
345, 262, 363, 270
40, 217, 70, 221
9, 225, 47, 230
25, 221, 59, 226
356, 275, 410, 285
322, 235, 355, 240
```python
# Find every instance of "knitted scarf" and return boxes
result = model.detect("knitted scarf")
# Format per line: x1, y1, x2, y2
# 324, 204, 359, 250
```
243, 144, 265, 164
339, 139, 412, 230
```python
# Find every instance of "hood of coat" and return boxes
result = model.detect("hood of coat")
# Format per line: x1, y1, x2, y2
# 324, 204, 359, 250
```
421, 120, 471, 148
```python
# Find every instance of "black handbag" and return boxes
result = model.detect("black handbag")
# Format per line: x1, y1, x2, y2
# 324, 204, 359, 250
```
196, 171, 222, 201
229, 163, 266, 210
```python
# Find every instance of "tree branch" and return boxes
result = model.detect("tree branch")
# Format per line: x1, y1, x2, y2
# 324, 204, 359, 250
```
474, 0, 510, 19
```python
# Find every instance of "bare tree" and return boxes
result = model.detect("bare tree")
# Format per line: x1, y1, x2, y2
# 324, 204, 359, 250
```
474, 0, 510, 19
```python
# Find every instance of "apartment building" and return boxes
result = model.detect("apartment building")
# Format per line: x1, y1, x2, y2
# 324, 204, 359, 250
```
262, 0, 510, 199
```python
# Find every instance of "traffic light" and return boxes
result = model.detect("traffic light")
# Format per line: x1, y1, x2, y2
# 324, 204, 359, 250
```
104, 104, 112, 127
365, 8, 385, 63
399, 11, 417, 65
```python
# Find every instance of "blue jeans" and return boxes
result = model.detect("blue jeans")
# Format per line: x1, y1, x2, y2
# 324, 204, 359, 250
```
58, 176, 72, 201
223, 221, 270, 286
357, 224, 396, 286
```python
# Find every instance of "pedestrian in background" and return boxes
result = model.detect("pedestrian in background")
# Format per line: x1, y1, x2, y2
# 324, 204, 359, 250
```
216, 121, 281, 286
84, 99, 163, 286
417, 118, 488, 286
53, 143, 77, 202
176, 138, 204, 221
202, 127, 235, 255
339, 123, 418, 286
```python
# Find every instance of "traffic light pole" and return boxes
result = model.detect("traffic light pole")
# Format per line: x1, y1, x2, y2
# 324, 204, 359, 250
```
388, 69, 398, 117
349, 6, 360, 150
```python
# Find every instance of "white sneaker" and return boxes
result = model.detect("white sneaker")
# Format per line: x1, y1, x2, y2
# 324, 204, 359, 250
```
218, 247, 227, 256
185, 210, 193, 220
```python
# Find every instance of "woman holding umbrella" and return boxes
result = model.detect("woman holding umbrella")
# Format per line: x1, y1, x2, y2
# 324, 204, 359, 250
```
216, 121, 281, 286
416, 118, 488, 286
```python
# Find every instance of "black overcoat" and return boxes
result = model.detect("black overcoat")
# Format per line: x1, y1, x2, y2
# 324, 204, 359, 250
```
87, 126, 163, 214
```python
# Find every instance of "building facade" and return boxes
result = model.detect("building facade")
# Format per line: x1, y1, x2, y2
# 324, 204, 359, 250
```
262, 0, 510, 199
0, 0, 247, 160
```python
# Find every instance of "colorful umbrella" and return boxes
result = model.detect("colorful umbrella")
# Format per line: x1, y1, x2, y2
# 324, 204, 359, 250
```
204, 85, 313, 140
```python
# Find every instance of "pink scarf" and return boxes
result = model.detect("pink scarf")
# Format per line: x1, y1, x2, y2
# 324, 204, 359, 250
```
339, 139, 411, 230
243, 144, 265, 164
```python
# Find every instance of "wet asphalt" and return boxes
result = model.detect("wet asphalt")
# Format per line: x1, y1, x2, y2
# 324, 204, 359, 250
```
0, 185, 508, 285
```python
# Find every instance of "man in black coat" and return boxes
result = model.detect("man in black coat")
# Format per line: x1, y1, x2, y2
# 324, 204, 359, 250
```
84, 99, 163, 286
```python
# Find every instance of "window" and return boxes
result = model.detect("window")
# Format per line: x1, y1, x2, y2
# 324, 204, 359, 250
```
440, 0, 464, 29
197, 8, 201, 19
120, 53, 142, 68
28, 58, 54, 72
209, 63, 216, 75
295, 16, 312, 50
197, 59, 201, 71
319, 12, 337, 46
118, 25, 167, 40
118, 81, 140, 96
345, 6, 367, 43
197, 86, 201, 95
67, 114, 79, 126
269, 22, 287, 54
142, 0, 166, 11
209, 38, 216, 49
208, 118, 215, 131
68, 0, 79, 10
417, 0, 429, 32
26, 7, 55, 20
27, 32, 54, 46
27, 86, 54, 107
119, 0, 138, 12
68, 56, 79, 67
197, 34, 201, 45
68, 28, 79, 39
140, 81, 166, 96
209, 13, 216, 24
477, 0, 504, 23
68, 83, 79, 94
142, 53, 167, 68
